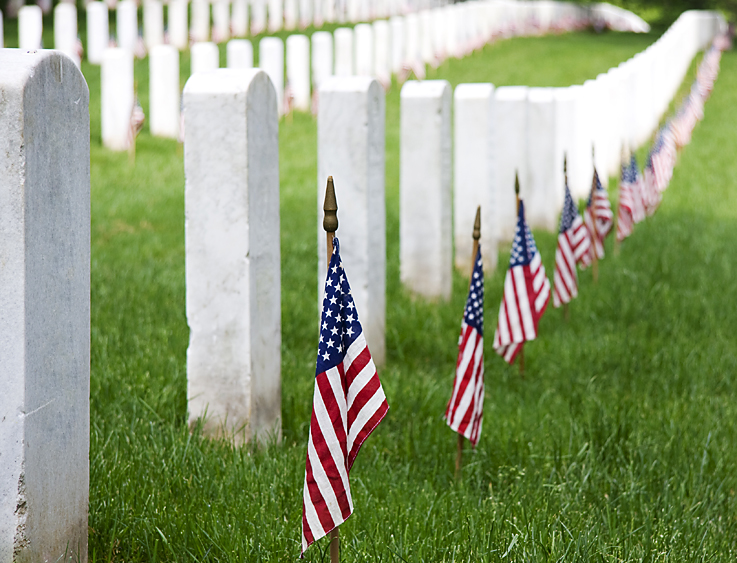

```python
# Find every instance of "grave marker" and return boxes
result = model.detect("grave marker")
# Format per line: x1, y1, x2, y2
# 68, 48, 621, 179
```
0, 49, 90, 563
259, 37, 285, 114
355, 23, 373, 76
400, 80, 452, 300
317, 76, 386, 366
184, 68, 281, 445
87, 2, 109, 64
334, 27, 354, 76
286, 34, 311, 111
116, 0, 139, 54
150, 45, 181, 139
227, 39, 254, 69
102, 48, 135, 151
54, 3, 80, 66
18, 5, 43, 50
169, 0, 189, 50
191, 42, 220, 74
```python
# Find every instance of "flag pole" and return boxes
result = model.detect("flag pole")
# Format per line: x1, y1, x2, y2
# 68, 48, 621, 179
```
455, 205, 481, 480
590, 147, 599, 284
562, 155, 570, 322
322, 175, 340, 563
514, 172, 525, 378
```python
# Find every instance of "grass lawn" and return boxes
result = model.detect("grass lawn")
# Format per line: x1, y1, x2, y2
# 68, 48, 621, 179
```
5, 18, 737, 561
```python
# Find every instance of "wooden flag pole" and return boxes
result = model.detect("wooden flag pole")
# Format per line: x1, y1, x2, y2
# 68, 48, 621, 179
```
514, 172, 524, 378
455, 206, 481, 480
562, 155, 570, 322
322, 175, 340, 563
590, 147, 599, 284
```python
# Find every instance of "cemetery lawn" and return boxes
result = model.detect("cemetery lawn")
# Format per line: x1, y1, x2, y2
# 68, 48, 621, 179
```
15, 20, 734, 560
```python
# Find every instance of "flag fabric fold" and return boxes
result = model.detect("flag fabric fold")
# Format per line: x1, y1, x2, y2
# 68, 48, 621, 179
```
553, 181, 591, 307
582, 168, 613, 263
616, 156, 637, 242
445, 246, 485, 447
301, 237, 389, 554
493, 201, 550, 364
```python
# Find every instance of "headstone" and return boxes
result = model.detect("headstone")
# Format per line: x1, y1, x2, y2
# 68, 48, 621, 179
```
400, 80, 452, 300
268, 0, 283, 32
251, 0, 267, 34
191, 42, 220, 74
54, 3, 80, 66
191, 0, 210, 42
259, 36, 285, 114
212, 0, 231, 43
183, 68, 281, 445
117, 1, 139, 54
284, 0, 298, 30
454, 83, 497, 275
0, 50, 90, 563
444, 4, 458, 58
354, 23, 373, 76
553, 86, 577, 201
334, 27, 354, 76
102, 48, 135, 150
317, 76, 386, 366
144, 0, 164, 50
18, 5, 43, 50
373, 20, 390, 87
324, 0, 335, 23
311, 31, 333, 93
299, 0, 312, 28
347, 0, 359, 22
232, 0, 250, 37
286, 34, 310, 111
168, 0, 189, 50
0, 11, 4, 48
227, 39, 254, 68
432, 7, 446, 63
525, 87, 559, 231
404, 13, 422, 76
87, 2, 109, 64
150, 45, 180, 139
420, 9, 433, 64
390, 16, 404, 74
494, 85, 528, 241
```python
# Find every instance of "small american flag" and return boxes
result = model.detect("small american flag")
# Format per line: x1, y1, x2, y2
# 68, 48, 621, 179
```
445, 246, 484, 446
616, 155, 636, 242
493, 201, 550, 365
553, 181, 591, 307
127, 97, 145, 149
582, 169, 613, 263
628, 154, 647, 224
302, 237, 389, 554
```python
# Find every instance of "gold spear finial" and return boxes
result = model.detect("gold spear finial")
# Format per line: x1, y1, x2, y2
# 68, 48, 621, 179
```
472, 206, 481, 241
323, 176, 338, 233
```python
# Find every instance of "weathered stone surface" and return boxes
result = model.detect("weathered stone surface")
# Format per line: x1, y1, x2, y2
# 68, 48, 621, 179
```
399, 80, 452, 300
286, 34, 310, 111
101, 48, 134, 151
317, 76, 386, 366
454, 83, 497, 276
184, 68, 281, 445
0, 49, 90, 563
149, 45, 180, 139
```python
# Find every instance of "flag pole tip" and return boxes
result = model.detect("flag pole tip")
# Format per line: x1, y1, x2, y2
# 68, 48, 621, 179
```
473, 206, 481, 241
323, 176, 338, 233
514, 171, 520, 195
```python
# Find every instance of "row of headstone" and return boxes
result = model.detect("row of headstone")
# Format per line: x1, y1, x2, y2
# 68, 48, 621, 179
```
0, 10, 725, 561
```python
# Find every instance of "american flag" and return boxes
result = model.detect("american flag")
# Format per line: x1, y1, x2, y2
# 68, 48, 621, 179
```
582, 169, 613, 263
642, 152, 663, 217
493, 200, 550, 365
616, 155, 636, 242
628, 154, 647, 224
445, 246, 484, 446
553, 181, 591, 307
301, 237, 389, 554
127, 97, 145, 149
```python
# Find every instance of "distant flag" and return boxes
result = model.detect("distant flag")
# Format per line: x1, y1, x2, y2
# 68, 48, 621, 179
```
301, 237, 389, 554
127, 97, 145, 149
493, 201, 550, 364
583, 168, 613, 263
445, 246, 484, 446
628, 154, 647, 224
553, 181, 591, 307
283, 80, 295, 115
616, 154, 636, 242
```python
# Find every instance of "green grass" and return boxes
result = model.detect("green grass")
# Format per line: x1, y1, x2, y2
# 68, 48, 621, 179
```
7, 18, 737, 560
